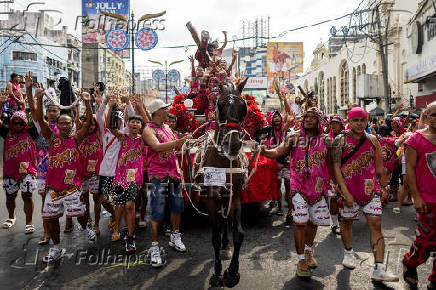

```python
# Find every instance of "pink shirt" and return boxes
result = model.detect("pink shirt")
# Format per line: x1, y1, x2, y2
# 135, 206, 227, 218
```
341, 132, 380, 205
114, 134, 143, 188
379, 137, 396, 174
289, 133, 329, 204
405, 130, 436, 203
3, 132, 37, 180
46, 136, 81, 193
146, 122, 180, 181
78, 134, 102, 179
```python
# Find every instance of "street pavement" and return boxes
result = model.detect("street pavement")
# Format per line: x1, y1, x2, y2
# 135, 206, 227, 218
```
0, 188, 431, 290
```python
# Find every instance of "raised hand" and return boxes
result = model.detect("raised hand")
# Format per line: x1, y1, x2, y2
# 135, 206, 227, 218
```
24, 72, 33, 91
0, 92, 8, 105
81, 92, 91, 102
188, 55, 194, 63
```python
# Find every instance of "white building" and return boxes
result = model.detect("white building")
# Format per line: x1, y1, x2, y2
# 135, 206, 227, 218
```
404, 0, 436, 108
295, 0, 419, 117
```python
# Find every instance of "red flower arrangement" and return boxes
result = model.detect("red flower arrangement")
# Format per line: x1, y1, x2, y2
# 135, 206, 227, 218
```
169, 94, 201, 135
242, 94, 266, 137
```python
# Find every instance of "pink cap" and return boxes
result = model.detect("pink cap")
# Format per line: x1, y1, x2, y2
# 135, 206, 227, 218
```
347, 107, 367, 120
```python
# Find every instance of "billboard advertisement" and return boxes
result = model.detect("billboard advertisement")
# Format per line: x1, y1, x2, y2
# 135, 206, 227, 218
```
266, 42, 303, 94
244, 77, 267, 89
82, 0, 130, 57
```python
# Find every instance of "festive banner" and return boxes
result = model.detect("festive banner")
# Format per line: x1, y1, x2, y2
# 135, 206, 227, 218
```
82, 0, 130, 57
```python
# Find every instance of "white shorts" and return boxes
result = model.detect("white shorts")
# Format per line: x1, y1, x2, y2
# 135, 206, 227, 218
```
292, 192, 330, 226
37, 178, 46, 194
3, 175, 37, 194
81, 175, 99, 194
340, 195, 382, 219
278, 168, 290, 180
42, 187, 86, 219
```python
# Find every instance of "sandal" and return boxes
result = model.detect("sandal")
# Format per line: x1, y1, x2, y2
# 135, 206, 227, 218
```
138, 221, 147, 228
38, 236, 51, 246
25, 224, 35, 234
403, 262, 418, 287
112, 232, 121, 242
2, 217, 16, 229
393, 207, 401, 214
64, 227, 73, 233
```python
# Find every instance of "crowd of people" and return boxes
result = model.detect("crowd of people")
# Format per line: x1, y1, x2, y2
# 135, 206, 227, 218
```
1, 40, 436, 287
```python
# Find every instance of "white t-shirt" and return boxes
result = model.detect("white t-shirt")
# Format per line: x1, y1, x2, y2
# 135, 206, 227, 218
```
97, 103, 135, 177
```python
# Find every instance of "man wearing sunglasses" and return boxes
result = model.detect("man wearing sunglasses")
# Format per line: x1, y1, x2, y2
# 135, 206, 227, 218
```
0, 96, 39, 234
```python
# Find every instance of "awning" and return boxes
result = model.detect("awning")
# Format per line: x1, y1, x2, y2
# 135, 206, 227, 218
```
404, 71, 436, 83
416, 94, 436, 108
369, 107, 385, 117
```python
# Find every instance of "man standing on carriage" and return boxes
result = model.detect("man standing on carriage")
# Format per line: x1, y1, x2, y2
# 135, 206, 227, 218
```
143, 99, 192, 268
260, 107, 333, 278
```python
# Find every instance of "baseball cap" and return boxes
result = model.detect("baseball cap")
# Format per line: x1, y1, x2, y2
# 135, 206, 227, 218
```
147, 99, 171, 115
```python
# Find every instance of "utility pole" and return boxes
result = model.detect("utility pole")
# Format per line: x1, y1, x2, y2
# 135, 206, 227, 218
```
165, 60, 168, 103
130, 11, 135, 93
375, 3, 391, 113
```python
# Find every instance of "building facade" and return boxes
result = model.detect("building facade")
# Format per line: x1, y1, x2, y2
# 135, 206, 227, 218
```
404, 0, 436, 107
81, 43, 126, 88
0, 9, 69, 89
294, 0, 419, 116
67, 34, 82, 88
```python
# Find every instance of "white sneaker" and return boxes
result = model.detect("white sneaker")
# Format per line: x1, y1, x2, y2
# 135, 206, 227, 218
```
87, 228, 96, 243
371, 264, 399, 282
43, 247, 66, 263
169, 231, 186, 252
150, 245, 164, 268
342, 249, 356, 269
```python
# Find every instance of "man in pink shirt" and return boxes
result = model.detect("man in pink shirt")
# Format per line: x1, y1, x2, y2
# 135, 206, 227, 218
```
403, 101, 436, 289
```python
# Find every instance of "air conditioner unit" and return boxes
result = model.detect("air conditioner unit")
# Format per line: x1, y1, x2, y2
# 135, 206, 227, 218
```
357, 74, 385, 99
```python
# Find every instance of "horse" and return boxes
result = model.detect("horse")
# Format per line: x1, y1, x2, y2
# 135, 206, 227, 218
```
192, 78, 249, 288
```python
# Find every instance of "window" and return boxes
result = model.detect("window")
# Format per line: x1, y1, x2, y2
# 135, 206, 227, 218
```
12, 51, 37, 61
352, 67, 357, 104
318, 72, 324, 111
340, 61, 349, 106
333, 77, 337, 113
362, 63, 366, 74
327, 78, 332, 114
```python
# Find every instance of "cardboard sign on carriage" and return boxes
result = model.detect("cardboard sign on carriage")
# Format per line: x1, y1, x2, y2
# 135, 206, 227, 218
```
203, 167, 226, 187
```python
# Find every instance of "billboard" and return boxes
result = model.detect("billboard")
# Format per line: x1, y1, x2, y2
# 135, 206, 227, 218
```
244, 77, 267, 89
266, 42, 303, 94
82, 0, 130, 57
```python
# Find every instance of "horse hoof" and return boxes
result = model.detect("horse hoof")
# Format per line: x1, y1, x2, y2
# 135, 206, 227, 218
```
209, 274, 223, 287
223, 269, 240, 288
220, 248, 232, 260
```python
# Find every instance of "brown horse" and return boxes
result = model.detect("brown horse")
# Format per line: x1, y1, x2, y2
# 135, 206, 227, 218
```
192, 78, 249, 288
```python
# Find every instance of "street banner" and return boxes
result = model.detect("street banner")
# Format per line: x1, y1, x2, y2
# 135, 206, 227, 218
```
82, 0, 130, 57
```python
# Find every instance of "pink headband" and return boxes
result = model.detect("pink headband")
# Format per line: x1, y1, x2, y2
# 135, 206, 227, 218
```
347, 107, 367, 120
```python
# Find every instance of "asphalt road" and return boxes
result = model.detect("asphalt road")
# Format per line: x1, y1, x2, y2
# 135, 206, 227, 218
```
0, 187, 431, 290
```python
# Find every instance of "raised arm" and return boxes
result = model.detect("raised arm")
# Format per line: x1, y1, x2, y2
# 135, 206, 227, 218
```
75, 92, 92, 144
189, 55, 196, 78
218, 31, 227, 53
35, 88, 55, 144
226, 50, 237, 75
186, 21, 200, 46
24, 72, 37, 119
260, 132, 295, 159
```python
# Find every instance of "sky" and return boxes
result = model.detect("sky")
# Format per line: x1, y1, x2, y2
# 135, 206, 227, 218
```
9, 0, 365, 79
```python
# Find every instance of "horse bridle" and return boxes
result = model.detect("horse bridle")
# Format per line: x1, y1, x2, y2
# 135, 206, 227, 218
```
214, 94, 248, 156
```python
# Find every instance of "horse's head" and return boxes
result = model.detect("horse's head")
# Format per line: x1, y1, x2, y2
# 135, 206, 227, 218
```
216, 78, 248, 159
